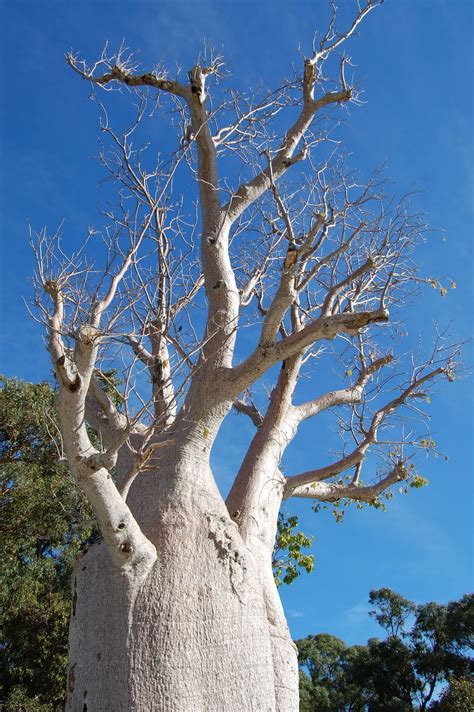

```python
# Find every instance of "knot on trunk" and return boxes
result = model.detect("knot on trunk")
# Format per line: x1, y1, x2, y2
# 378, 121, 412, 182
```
206, 514, 248, 602
78, 324, 100, 345
188, 65, 207, 103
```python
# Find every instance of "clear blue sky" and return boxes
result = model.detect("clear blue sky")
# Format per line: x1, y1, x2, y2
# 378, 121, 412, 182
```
0, 0, 472, 645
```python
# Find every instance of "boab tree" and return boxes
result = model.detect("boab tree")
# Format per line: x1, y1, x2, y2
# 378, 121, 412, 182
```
32, 2, 459, 709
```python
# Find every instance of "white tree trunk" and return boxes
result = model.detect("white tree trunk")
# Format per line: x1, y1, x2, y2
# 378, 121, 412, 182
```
67, 451, 293, 711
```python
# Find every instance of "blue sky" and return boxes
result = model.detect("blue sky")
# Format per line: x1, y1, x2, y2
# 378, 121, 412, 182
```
0, 0, 472, 646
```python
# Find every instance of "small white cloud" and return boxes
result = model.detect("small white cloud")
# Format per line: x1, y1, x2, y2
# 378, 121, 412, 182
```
288, 609, 305, 618
336, 598, 382, 645
345, 599, 370, 625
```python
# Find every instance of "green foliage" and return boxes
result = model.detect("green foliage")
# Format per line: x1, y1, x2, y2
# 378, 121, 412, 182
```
0, 376, 94, 710
368, 587, 416, 637
93, 368, 124, 409
272, 512, 314, 587
349, 637, 416, 711
1, 687, 56, 712
297, 633, 364, 711
298, 669, 315, 712
297, 588, 474, 710
430, 676, 474, 710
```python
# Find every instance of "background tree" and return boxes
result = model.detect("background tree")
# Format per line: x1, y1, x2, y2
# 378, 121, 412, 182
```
430, 676, 474, 711
27, 2, 463, 709
297, 589, 474, 711
0, 377, 93, 710
297, 633, 361, 710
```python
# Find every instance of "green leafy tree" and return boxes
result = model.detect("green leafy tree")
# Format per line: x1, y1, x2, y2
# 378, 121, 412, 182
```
297, 633, 364, 711
297, 589, 474, 711
368, 588, 416, 638
0, 376, 94, 710
411, 595, 474, 709
347, 637, 416, 711
430, 676, 474, 711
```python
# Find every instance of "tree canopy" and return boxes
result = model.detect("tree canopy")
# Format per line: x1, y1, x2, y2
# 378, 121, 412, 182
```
0, 376, 94, 709
297, 588, 474, 711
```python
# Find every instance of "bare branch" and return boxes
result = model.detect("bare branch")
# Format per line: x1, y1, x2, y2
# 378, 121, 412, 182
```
224, 88, 350, 224
66, 50, 188, 97
284, 365, 450, 495
294, 353, 394, 421
222, 2, 382, 225
233, 397, 264, 428
29, 3, 461, 595
290, 462, 405, 502
225, 307, 389, 396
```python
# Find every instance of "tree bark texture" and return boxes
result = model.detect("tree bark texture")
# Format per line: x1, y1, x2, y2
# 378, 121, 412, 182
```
68, 444, 296, 712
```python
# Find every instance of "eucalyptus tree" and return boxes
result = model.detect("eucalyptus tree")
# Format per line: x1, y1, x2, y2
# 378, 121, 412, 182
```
0, 377, 93, 710
297, 590, 474, 711
31, 2, 459, 709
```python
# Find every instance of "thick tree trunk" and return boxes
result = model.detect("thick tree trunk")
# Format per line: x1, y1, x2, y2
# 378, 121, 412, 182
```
67, 450, 297, 711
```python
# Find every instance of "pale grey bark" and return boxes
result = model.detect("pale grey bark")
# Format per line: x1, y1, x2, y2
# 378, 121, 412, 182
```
68, 448, 277, 711
29, 2, 461, 709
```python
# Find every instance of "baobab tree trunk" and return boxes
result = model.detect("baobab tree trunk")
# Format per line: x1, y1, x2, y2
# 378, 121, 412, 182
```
67, 441, 295, 711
